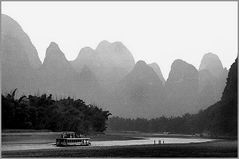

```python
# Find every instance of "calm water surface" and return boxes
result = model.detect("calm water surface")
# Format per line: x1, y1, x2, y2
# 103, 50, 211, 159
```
2, 137, 214, 151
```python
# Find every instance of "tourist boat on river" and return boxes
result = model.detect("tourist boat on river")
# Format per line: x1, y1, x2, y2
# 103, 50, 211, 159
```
56, 132, 91, 146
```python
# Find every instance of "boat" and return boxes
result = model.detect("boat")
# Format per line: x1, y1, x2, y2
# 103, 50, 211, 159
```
56, 132, 91, 146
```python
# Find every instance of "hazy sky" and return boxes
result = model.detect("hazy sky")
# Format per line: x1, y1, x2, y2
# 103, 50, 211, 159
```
2, 2, 238, 79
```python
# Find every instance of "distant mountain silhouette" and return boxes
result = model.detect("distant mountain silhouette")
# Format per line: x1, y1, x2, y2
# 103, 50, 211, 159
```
113, 60, 166, 118
198, 69, 218, 109
1, 14, 41, 94
2, 14, 233, 119
199, 53, 224, 77
71, 47, 95, 74
71, 40, 135, 88
198, 53, 228, 109
1, 14, 41, 69
37, 42, 81, 97
43, 42, 73, 71
77, 66, 102, 103
149, 63, 165, 84
165, 59, 199, 115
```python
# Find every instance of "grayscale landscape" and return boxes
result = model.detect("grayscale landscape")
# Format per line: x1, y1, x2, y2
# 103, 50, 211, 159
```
1, 2, 238, 158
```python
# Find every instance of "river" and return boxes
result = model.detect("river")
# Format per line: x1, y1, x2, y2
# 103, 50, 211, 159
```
2, 137, 214, 151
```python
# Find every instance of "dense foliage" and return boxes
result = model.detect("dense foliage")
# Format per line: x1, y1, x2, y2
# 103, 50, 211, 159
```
2, 91, 111, 134
109, 113, 204, 134
109, 58, 238, 138
203, 58, 237, 136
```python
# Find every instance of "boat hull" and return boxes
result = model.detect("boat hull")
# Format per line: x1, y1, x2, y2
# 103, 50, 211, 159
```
56, 138, 91, 147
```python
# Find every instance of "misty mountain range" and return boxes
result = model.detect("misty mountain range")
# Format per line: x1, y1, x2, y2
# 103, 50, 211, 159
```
1, 14, 229, 118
